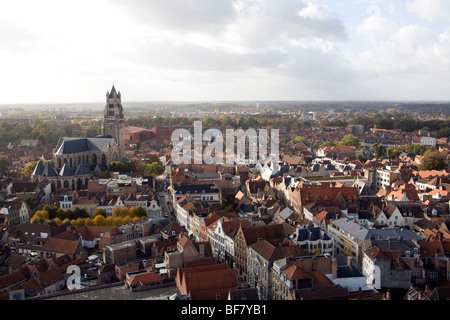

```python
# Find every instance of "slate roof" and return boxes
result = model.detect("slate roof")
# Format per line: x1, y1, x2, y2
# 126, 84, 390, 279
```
59, 163, 73, 177
55, 137, 115, 155
41, 162, 58, 178
74, 161, 92, 176
173, 184, 218, 195
331, 218, 423, 242
32, 161, 44, 176
294, 226, 331, 242
277, 207, 295, 221
353, 180, 376, 197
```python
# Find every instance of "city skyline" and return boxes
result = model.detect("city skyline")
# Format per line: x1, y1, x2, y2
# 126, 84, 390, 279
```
1, 0, 450, 104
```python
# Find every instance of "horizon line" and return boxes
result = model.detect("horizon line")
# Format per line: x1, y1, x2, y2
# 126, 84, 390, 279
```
2, 99, 450, 106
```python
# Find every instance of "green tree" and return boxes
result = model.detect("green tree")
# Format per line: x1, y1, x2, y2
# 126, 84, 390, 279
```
109, 161, 136, 173
419, 151, 447, 171
0, 155, 11, 174
338, 134, 360, 148
294, 136, 307, 144
357, 154, 366, 163
386, 148, 400, 160
371, 143, 384, 159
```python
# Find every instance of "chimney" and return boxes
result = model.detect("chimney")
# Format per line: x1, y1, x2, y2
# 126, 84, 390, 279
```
347, 256, 353, 268
331, 258, 338, 279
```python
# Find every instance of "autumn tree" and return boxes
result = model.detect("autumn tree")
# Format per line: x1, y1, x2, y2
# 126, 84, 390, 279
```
92, 208, 107, 218
419, 151, 447, 171
31, 210, 49, 223
23, 161, 38, 180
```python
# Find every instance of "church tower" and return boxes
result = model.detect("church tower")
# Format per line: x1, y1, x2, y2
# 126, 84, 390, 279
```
103, 85, 125, 156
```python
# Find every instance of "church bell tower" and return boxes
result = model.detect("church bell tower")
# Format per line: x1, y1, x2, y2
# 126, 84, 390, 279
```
103, 85, 125, 156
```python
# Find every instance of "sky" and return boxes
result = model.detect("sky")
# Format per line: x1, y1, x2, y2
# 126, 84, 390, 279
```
1, 0, 450, 104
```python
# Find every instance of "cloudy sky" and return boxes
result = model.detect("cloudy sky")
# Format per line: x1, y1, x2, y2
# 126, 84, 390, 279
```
1, 0, 450, 103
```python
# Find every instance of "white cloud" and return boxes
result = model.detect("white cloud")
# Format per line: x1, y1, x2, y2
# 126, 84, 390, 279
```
0, 0, 449, 103
356, 16, 397, 45
406, 0, 450, 23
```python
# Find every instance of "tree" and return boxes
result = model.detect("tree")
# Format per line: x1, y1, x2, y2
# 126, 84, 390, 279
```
357, 154, 366, 163
393, 118, 417, 132
92, 208, 107, 218
419, 151, 447, 171
109, 161, 136, 173
294, 136, 307, 144
338, 134, 360, 148
371, 143, 384, 159
386, 148, 400, 160
112, 207, 129, 218
130, 207, 148, 218
31, 210, 49, 223
23, 161, 38, 180
0, 155, 10, 174
93, 215, 107, 226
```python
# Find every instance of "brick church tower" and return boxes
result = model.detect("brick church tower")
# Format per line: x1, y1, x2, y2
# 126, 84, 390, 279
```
103, 85, 125, 157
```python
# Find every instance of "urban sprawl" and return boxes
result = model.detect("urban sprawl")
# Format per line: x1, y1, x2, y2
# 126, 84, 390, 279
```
1, 87, 450, 301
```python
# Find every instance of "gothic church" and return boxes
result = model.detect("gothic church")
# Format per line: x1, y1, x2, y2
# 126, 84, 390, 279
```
32, 86, 126, 191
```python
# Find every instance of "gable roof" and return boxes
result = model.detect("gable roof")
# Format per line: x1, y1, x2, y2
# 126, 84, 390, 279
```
300, 186, 359, 204
239, 224, 286, 246
39, 238, 83, 255
128, 272, 163, 287
11, 182, 39, 194
180, 268, 237, 300
249, 240, 308, 262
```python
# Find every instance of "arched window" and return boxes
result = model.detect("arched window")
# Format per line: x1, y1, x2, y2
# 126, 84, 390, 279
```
93, 154, 97, 164
102, 154, 107, 166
